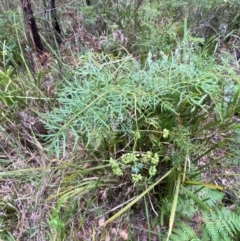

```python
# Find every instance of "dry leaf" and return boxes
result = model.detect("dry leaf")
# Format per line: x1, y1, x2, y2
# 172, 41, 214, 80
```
111, 228, 117, 235
105, 234, 110, 241
80, 200, 86, 209
83, 163, 91, 168
98, 217, 105, 227
119, 228, 128, 240
99, 188, 107, 199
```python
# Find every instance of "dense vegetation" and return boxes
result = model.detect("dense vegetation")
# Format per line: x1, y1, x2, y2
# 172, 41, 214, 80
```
1, 0, 240, 240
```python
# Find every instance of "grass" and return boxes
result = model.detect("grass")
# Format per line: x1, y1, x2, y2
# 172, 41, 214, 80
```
1, 0, 240, 240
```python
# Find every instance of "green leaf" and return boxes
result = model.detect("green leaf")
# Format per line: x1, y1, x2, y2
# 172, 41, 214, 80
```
181, 185, 211, 211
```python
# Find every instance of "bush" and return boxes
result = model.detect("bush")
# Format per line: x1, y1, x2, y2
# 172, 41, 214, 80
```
41, 31, 240, 236
0, 10, 24, 69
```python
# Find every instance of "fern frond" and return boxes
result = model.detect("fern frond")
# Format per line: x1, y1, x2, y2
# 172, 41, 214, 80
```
195, 188, 225, 208
169, 222, 201, 241
169, 208, 240, 241
202, 208, 240, 241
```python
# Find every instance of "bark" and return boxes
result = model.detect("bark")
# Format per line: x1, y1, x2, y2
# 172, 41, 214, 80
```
50, 0, 62, 45
20, 0, 44, 53
86, 0, 91, 6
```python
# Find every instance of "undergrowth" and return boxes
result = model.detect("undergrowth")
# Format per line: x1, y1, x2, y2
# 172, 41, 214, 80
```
170, 208, 240, 241
1, 0, 240, 240
41, 30, 240, 239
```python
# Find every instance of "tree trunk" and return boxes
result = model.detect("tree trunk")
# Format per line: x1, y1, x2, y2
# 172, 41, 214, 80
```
86, 0, 91, 6
50, 0, 62, 45
20, 0, 44, 53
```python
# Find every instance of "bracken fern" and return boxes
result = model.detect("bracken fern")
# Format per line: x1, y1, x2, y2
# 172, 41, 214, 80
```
169, 208, 240, 241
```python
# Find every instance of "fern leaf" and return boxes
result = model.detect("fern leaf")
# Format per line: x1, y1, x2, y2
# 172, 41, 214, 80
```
169, 222, 200, 241
202, 208, 240, 241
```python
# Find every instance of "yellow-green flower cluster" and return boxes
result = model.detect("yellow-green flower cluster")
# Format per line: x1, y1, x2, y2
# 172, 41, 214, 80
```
151, 153, 159, 165
149, 165, 157, 177
109, 157, 123, 176
163, 128, 170, 138
121, 153, 138, 164
131, 173, 143, 182
109, 151, 159, 183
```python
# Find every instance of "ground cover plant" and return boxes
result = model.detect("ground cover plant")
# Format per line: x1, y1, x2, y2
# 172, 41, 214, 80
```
1, 0, 240, 240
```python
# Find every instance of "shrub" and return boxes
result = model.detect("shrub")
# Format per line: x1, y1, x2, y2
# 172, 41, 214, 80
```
0, 10, 24, 69
42, 30, 240, 237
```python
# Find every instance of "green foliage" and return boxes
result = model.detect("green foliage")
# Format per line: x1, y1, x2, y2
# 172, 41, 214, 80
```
169, 221, 201, 241
203, 208, 240, 241
0, 67, 26, 128
48, 198, 78, 240
196, 188, 225, 208
0, 67, 24, 107
167, 187, 240, 240
160, 187, 225, 226
0, 10, 23, 68
42, 34, 240, 239
0, 200, 18, 241
110, 151, 160, 182
1, 1, 240, 240
43, 44, 239, 159
169, 208, 240, 241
